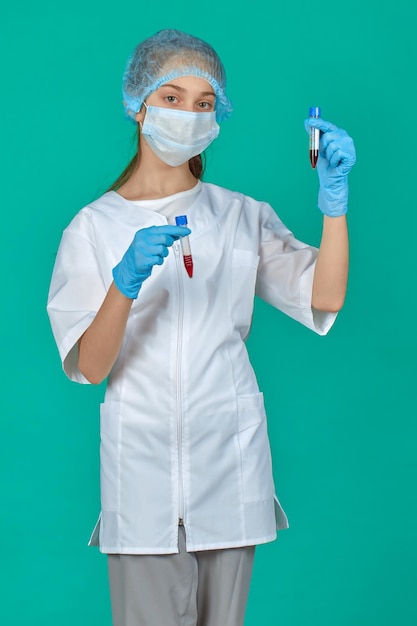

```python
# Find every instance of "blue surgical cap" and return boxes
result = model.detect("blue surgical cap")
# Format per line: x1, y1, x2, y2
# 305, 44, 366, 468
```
122, 29, 233, 123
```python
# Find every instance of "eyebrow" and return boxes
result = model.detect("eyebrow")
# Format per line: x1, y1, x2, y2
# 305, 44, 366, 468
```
159, 83, 215, 97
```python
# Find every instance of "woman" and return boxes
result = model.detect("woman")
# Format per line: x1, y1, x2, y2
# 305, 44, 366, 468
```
47, 28, 355, 626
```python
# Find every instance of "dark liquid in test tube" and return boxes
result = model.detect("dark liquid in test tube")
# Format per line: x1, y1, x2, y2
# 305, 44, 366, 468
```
309, 106, 321, 168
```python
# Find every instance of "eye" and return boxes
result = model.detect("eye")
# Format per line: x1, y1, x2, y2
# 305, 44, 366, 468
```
165, 95, 178, 104
198, 101, 213, 110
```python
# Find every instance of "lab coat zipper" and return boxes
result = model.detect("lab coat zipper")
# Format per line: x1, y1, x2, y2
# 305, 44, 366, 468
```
174, 242, 185, 526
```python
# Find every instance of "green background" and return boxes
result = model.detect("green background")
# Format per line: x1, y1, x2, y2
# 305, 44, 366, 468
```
1, 0, 416, 623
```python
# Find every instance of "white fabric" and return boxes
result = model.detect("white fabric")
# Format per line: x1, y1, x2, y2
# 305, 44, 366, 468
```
47, 182, 336, 554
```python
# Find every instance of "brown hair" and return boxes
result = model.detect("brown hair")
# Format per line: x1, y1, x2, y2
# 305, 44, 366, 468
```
107, 129, 205, 191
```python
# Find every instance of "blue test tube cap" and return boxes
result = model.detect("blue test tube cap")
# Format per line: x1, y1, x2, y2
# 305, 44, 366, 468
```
309, 106, 321, 118
175, 215, 188, 226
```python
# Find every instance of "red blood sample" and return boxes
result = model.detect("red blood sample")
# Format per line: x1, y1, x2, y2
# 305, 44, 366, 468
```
183, 255, 193, 278
310, 149, 319, 168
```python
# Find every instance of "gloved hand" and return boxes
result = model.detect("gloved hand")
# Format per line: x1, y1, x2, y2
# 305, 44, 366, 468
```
304, 118, 356, 217
112, 224, 191, 299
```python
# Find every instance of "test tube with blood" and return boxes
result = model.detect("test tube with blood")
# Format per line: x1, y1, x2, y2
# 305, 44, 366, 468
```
309, 106, 321, 168
175, 215, 193, 278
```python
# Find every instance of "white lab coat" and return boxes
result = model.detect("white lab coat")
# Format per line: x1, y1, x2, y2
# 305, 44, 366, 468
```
47, 182, 336, 554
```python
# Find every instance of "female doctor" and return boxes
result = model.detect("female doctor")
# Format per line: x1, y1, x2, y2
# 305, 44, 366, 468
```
47, 28, 355, 626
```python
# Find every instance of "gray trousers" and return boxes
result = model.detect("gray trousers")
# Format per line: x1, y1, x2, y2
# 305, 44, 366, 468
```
107, 526, 255, 626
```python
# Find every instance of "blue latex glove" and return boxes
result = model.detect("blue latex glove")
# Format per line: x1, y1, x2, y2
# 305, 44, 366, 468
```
112, 224, 191, 299
305, 118, 356, 217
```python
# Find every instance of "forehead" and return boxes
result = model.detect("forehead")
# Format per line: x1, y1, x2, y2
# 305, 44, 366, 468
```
157, 75, 215, 95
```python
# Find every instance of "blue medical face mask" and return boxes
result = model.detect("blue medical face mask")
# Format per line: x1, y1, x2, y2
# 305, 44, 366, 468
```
140, 104, 220, 166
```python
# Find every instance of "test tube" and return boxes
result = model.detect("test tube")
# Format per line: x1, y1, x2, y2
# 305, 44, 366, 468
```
309, 106, 321, 168
175, 215, 193, 278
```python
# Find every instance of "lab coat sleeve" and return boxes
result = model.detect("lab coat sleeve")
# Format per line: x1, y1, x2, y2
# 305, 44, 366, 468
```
47, 209, 108, 383
255, 203, 337, 335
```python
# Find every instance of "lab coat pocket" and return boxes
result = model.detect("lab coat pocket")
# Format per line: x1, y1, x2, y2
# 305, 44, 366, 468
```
237, 394, 274, 502
231, 249, 260, 339
100, 402, 120, 512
